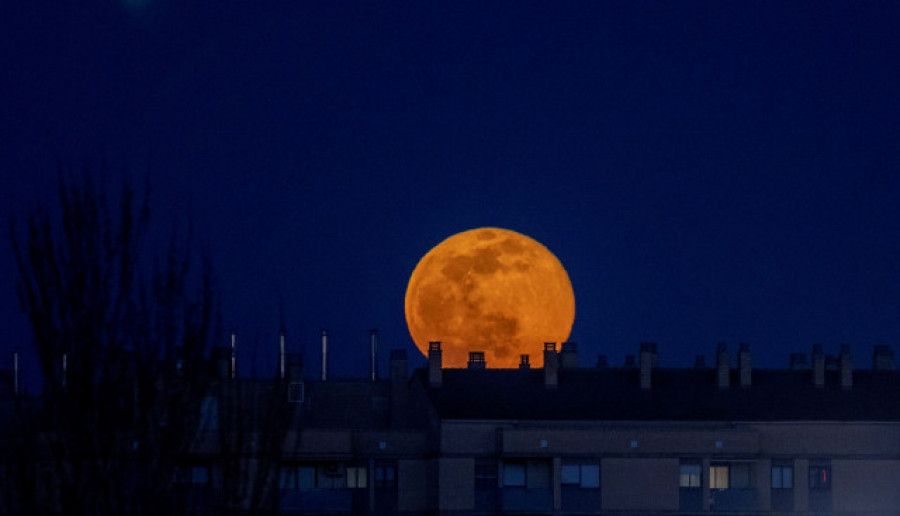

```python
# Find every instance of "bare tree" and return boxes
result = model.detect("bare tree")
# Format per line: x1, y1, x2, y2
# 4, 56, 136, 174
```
9, 166, 219, 515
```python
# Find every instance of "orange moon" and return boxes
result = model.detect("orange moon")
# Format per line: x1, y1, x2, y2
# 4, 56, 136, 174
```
405, 227, 575, 368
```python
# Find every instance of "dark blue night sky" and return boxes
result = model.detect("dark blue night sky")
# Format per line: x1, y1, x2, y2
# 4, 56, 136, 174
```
2, 2, 899, 391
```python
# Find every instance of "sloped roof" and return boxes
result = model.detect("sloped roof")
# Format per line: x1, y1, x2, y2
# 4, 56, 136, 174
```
419, 367, 900, 421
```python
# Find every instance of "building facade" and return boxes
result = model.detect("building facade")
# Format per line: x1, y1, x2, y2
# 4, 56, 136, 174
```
2, 342, 898, 515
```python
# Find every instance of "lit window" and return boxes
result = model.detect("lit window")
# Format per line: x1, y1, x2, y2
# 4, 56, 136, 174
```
772, 465, 793, 489
809, 465, 831, 490
710, 465, 729, 489
680, 463, 701, 488
503, 462, 526, 487
347, 466, 367, 489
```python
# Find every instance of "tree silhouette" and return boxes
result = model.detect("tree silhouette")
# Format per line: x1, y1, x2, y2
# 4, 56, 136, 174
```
9, 166, 220, 515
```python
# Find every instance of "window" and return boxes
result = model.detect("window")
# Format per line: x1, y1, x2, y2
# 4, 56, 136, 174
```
174, 465, 210, 485
730, 463, 751, 489
288, 382, 304, 403
191, 466, 210, 484
809, 465, 831, 490
710, 462, 755, 490
680, 463, 701, 488
280, 464, 334, 489
580, 464, 600, 488
526, 460, 551, 489
297, 466, 315, 488
199, 396, 218, 430
561, 464, 580, 485
346, 466, 367, 489
503, 462, 526, 487
279, 467, 297, 489
710, 465, 729, 489
772, 465, 793, 489
561, 463, 600, 488
475, 459, 498, 489
374, 463, 396, 489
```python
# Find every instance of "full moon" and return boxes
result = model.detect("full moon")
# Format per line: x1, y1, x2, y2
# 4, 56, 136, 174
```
405, 227, 575, 368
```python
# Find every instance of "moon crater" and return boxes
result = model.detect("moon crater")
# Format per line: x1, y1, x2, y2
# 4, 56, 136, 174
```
405, 227, 575, 368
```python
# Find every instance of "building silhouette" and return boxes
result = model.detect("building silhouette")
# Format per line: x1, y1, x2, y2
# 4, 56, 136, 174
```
1, 340, 898, 514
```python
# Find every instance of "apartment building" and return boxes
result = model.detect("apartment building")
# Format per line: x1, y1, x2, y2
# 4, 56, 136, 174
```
1, 341, 898, 515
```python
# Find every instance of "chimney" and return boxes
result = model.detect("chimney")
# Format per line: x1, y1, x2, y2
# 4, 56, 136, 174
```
13, 347, 20, 396
519, 354, 531, 369
560, 342, 579, 369
694, 355, 708, 369
321, 329, 328, 381
738, 342, 752, 388
596, 355, 608, 369
230, 330, 237, 380
790, 353, 809, 370
390, 349, 408, 379
543, 342, 558, 389
716, 343, 730, 389
279, 330, 286, 380
873, 345, 895, 370
623, 355, 637, 369
812, 344, 825, 388
389, 350, 409, 428
370, 329, 379, 381
639, 342, 656, 390
428, 342, 443, 388
467, 351, 486, 370
840, 344, 852, 390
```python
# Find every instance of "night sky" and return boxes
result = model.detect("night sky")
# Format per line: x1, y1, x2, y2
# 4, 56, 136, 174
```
2, 2, 899, 392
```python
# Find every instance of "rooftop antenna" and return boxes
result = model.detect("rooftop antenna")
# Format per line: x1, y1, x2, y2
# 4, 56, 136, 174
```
279, 329, 286, 380
62, 352, 67, 389
321, 329, 329, 381
230, 329, 237, 380
13, 347, 20, 396
370, 329, 378, 381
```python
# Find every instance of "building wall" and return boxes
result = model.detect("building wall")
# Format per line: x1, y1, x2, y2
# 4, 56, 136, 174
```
601, 458, 679, 511
397, 459, 428, 512
758, 422, 900, 456
832, 459, 900, 512
438, 457, 474, 512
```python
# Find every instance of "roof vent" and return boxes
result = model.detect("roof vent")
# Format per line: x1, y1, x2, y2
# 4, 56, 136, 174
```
560, 342, 579, 369
467, 351, 486, 370
544, 344, 558, 388
428, 341, 443, 387
716, 343, 730, 390
519, 354, 531, 370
